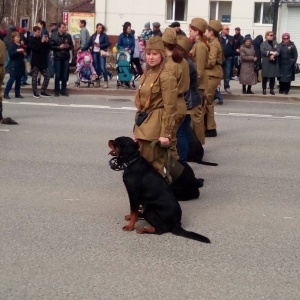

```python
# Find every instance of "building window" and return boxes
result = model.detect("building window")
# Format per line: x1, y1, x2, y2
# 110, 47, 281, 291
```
166, 0, 188, 21
210, 1, 232, 23
254, 2, 273, 24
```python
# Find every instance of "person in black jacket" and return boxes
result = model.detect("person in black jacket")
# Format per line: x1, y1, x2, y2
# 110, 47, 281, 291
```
3, 32, 26, 99
29, 26, 51, 98
220, 25, 234, 94
50, 22, 74, 97
233, 27, 244, 79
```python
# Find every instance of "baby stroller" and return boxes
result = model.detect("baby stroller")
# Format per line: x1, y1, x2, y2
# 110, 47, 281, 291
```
116, 50, 136, 89
75, 51, 96, 88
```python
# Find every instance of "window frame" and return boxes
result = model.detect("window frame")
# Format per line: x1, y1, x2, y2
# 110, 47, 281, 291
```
166, 0, 188, 22
253, 2, 274, 25
209, 1, 232, 24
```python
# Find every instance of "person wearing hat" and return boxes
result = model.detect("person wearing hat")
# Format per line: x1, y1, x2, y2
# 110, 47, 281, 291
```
162, 27, 190, 160
176, 35, 201, 161
133, 36, 178, 177
188, 18, 209, 144
277, 33, 298, 95
169, 22, 186, 36
152, 22, 162, 37
239, 34, 257, 94
204, 19, 223, 138
233, 27, 244, 80
140, 22, 153, 46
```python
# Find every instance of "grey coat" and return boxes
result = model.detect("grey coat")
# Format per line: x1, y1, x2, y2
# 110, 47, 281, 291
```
260, 41, 280, 78
277, 42, 298, 82
79, 27, 90, 49
239, 44, 257, 85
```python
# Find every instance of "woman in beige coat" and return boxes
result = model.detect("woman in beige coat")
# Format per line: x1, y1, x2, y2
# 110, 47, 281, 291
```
239, 35, 257, 94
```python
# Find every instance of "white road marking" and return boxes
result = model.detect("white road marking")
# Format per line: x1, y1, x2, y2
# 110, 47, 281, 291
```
0, 129, 10, 132
3, 101, 300, 120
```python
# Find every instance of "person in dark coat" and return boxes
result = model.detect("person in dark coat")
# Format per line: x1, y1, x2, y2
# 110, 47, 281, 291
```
29, 26, 51, 98
239, 35, 257, 94
260, 31, 279, 95
277, 33, 298, 95
252, 35, 263, 62
4, 32, 26, 99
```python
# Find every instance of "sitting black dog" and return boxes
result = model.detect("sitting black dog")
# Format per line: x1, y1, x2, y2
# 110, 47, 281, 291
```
108, 136, 210, 243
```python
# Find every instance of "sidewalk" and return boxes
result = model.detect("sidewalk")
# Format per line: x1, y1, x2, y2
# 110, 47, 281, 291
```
3, 73, 300, 101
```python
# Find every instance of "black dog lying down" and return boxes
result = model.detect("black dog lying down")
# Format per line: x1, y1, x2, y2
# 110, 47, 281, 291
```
108, 136, 210, 243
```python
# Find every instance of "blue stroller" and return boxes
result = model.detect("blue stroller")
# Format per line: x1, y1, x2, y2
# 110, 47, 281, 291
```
116, 50, 136, 89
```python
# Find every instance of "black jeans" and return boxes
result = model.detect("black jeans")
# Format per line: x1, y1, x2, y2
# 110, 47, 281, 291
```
262, 77, 275, 90
54, 59, 69, 93
279, 81, 291, 93
132, 57, 143, 76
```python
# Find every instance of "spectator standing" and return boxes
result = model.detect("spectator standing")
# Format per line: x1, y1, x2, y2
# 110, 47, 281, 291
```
82, 23, 111, 88
38, 20, 49, 37
169, 22, 186, 36
260, 31, 279, 95
239, 35, 257, 94
152, 22, 162, 37
79, 20, 90, 49
3, 19, 17, 69
220, 25, 235, 94
140, 22, 153, 46
29, 26, 51, 98
4, 32, 26, 99
50, 22, 74, 97
131, 29, 143, 80
277, 33, 298, 95
232, 27, 244, 80
252, 35, 263, 81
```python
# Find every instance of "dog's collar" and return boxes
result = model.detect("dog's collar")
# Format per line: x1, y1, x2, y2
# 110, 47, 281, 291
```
109, 156, 139, 171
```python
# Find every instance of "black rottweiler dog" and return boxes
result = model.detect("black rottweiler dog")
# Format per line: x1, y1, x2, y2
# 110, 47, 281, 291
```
188, 126, 218, 166
108, 136, 210, 243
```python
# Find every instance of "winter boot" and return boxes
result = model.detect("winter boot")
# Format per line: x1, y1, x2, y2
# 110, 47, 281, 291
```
0, 103, 18, 125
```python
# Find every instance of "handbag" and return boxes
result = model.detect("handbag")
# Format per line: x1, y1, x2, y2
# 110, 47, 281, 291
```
135, 111, 148, 126
100, 50, 110, 57
294, 63, 300, 74
254, 61, 262, 72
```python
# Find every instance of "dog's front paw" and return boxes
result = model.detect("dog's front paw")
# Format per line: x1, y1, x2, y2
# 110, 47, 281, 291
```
123, 225, 134, 231
124, 214, 131, 221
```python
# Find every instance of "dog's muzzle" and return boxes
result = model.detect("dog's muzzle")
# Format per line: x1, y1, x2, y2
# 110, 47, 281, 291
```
109, 157, 126, 171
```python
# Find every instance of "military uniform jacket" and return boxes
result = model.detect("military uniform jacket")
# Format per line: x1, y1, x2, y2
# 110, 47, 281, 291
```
206, 37, 223, 79
190, 37, 209, 90
134, 65, 178, 141
165, 56, 189, 116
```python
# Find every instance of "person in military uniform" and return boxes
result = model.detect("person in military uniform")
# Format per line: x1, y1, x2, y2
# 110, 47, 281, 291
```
204, 20, 224, 137
162, 28, 190, 160
133, 36, 178, 177
0, 39, 17, 124
188, 18, 209, 145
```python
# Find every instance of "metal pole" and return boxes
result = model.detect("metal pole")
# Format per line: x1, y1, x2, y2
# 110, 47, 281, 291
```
272, 0, 280, 40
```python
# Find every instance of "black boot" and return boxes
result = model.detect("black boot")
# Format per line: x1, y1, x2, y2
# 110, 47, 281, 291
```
247, 86, 254, 94
270, 90, 275, 95
205, 129, 217, 138
263, 89, 267, 95
242, 85, 247, 94
0, 103, 18, 125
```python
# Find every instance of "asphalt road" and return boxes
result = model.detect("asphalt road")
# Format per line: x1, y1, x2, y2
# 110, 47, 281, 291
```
1, 95, 300, 300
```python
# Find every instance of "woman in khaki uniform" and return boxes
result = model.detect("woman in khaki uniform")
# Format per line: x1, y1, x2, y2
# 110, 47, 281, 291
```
134, 36, 178, 176
162, 28, 190, 160
189, 18, 209, 145
205, 20, 223, 138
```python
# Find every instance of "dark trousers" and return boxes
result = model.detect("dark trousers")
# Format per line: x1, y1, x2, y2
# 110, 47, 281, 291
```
279, 81, 291, 93
262, 77, 275, 90
32, 66, 50, 93
176, 115, 191, 161
54, 59, 69, 93
132, 57, 143, 76
4, 75, 21, 96
222, 57, 232, 89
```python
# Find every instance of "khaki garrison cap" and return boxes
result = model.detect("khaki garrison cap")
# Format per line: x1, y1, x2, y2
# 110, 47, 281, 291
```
209, 20, 222, 33
176, 35, 192, 53
162, 27, 177, 45
190, 18, 207, 33
146, 36, 165, 51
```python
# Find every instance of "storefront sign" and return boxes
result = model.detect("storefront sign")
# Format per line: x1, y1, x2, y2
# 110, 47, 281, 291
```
69, 12, 95, 36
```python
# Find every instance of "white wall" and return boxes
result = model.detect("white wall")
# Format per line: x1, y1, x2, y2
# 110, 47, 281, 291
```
95, 0, 272, 38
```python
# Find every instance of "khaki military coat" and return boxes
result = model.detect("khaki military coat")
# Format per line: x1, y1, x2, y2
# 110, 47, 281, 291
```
206, 37, 223, 79
134, 65, 178, 141
190, 37, 209, 90
165, 55, 190, 116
